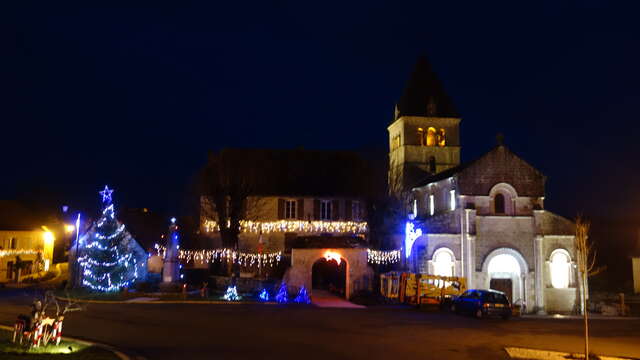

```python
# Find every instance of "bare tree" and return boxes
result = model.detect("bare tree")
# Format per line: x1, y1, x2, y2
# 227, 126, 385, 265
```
202, 150, 258, 249
575, 217, 605, 360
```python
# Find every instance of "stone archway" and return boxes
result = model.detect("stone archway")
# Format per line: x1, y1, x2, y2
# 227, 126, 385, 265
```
285, 248, 371, 299
482, 248, 528, 304
312, 256, 347, 297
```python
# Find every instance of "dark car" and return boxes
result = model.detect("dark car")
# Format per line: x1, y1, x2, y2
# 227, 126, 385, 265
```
451, 289, 512, 319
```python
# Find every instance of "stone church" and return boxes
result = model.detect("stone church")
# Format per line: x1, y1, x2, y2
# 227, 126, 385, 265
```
390, 57, 580, 314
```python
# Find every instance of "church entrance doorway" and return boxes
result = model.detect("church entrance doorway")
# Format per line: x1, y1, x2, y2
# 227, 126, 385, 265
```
490, 278, 513, 302
312, 257, 346, 298
486, 253, 523, 304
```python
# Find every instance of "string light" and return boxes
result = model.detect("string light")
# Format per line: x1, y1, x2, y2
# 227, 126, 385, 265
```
223, 285, 240, 301
293, 285, 311, 304
203, 219, 367, 234
367, 249, 401, 265
0, 249, 41, 258
259, 288, 270, 301
99, 185, 114, 203
154, 244, 282, 268
275, 281, 289, 304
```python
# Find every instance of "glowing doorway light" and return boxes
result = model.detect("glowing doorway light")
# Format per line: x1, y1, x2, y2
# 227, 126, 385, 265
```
324, 250, 342, 265
405, 221, 423, 258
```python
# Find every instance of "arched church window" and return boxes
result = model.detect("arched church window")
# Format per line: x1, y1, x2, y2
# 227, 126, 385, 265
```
426, 127, 437, 146
433, 249, 455, 277
494, 193, 505, 214
437, 128, 446, 147
428, 156, 436, 173
550, 250, 571, 289
417, 128, 425, 146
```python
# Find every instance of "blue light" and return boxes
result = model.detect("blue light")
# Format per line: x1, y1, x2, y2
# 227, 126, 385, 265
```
405, 221, 423, 258
180, 274, 184, 279
259, 288, 270, 302
99, 185, 114, 203
170, 217, 176, 224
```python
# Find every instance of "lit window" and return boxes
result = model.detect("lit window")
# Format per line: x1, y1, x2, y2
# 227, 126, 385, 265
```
320, 200, 332, 220
550, 251, 570, 289
284, 200, 297, 219
433, 249, 454, 277
437, 128, 446, 147
429, 195, 435, 216
449, 189, 456, 211
426, 127, 437, 146
412, 199, 417, 218
417, 128, 425, 146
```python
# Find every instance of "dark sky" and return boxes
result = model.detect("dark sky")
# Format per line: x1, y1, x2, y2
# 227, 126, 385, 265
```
2, 1, 639, 220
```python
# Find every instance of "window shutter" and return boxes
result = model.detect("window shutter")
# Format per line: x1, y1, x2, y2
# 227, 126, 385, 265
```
277, 198, 285, 219
345, 200, 352, 220
313, 199, 320, 220
332, 199, 340, 220
297, 199, 305, 220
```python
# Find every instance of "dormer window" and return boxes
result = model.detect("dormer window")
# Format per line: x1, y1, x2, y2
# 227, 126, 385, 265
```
320, 200, 332, 220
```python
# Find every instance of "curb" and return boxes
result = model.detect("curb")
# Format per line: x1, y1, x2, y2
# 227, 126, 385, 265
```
520, 315, 640, 321
0, 324, 131, 360
505, 346, 639, 360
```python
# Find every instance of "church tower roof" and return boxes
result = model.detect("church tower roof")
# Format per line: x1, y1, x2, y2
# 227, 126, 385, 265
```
396, 56, 459, 119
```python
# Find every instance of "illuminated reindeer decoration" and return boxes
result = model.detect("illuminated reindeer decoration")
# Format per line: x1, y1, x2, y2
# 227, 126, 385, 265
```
13, 291, 82, 348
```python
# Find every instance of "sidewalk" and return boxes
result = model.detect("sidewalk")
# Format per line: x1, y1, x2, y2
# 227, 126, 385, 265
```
521, 314, 640, 320
311, 290, 365, 309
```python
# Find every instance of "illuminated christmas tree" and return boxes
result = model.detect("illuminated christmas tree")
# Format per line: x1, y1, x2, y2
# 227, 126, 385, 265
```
258, 288, 270, 302
223, 285, 240, 301
293, 285, 311, 304
77, 186, 147, 292
275, 281, 289, 304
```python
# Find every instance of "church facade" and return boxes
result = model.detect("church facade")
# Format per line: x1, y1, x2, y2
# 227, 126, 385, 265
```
390, 58, 580, 314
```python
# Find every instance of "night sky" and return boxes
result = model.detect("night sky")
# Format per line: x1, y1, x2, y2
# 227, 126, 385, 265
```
2, 2, 639, 221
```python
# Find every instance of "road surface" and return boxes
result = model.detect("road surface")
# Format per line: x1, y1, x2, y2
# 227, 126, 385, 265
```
0, 289, 638, 360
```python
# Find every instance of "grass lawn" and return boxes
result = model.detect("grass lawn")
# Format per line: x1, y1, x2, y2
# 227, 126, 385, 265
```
0, 329, 118, 360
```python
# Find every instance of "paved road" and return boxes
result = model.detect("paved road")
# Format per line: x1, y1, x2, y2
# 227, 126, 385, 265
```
0, 289, 638, 360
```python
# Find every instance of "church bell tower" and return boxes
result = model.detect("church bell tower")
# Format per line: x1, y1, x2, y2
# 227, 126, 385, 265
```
388, 57, 461, 195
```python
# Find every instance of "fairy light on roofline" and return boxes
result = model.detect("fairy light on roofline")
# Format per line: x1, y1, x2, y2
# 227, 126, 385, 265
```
203, 219, 367, 234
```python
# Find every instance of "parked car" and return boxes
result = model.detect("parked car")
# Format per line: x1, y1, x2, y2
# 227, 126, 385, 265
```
451, 289, 512, 319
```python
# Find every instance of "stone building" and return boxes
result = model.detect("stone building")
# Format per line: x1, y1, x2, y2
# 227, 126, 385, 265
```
200, 148, 370, 253
390, 58, 580, 314
0, 201, 56, 283
200, 148, 374, 298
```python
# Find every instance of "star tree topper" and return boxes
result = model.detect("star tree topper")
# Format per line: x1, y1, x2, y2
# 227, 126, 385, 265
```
99, 185, 114, 204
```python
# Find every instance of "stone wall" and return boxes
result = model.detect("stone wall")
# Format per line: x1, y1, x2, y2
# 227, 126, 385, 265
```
475, 216, 535, 271
284, 248, 372, 299
545, 288, 578, 313
457, 145, 545, 197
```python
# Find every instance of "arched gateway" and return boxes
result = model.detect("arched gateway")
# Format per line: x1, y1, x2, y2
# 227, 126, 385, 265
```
285, 248, 373, 299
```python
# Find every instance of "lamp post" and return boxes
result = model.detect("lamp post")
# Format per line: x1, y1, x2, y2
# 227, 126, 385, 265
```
73, 213, 81, 287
